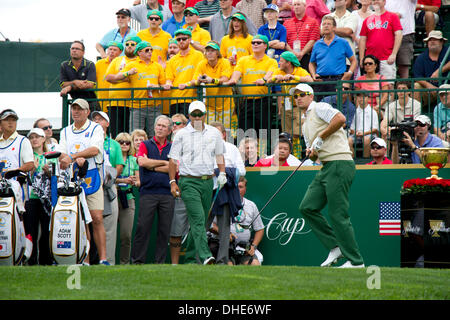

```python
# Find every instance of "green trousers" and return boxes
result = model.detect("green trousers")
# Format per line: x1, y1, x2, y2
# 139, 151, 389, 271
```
299, 160, 364, 265
179, 176, 213, 264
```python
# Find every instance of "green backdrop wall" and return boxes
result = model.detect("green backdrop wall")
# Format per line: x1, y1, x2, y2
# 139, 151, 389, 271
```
117, 165, 450, 267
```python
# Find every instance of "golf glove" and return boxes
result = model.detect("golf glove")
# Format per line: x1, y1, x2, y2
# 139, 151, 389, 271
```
311, 136, 323, 151
217, 172, 227, 189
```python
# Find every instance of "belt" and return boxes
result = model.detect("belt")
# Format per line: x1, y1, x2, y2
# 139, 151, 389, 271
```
180, 175, 213, 180
319, 74, 343, 80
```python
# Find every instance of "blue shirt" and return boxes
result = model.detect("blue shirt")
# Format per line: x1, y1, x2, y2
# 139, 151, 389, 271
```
162, 16, 186, 37
412, 133, 444, 164
310, 35, 353, 76
99, 27, 137, 57
258, 22, 287, 61
433, 102, 450, 133
321, 95, 356, 129
413, 46, 449, 85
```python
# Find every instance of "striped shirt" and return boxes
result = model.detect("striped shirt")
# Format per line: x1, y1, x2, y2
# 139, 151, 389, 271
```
284, 14, 320, 51
195, 0, 220, 30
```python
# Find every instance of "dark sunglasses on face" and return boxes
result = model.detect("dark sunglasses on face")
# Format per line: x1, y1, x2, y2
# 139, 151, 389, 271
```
416, 122, 428, 127
364, 62, 374, 66
126, 42, 136, 47
176, 37, 189, 42
144, 48, 152, 53
371, 145, 384, 150
174, 121, 183, 125
342, 87, 351, 91
41, 125, 52, 130
148, 17, 161, 21
184, 12, 195, 17
190, 111, 205, 118
118, 140, 131, 146
293, 92, 311, 99
251, 41, 264, 45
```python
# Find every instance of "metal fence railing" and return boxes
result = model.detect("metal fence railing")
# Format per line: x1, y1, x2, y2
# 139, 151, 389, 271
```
62, 77, 450, 164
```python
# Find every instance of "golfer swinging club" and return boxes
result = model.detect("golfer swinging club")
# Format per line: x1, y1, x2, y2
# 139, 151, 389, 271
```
292, 83, 364, 268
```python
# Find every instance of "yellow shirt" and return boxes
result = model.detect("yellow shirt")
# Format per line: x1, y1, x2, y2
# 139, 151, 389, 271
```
184, 24, 211, 48
193, 58, 234, 111
273, 66, 311, 94
122, 58, 166, 108
136, 28, 172, 63
166, 49, 204, 100
105, 55, 138, 107
95, 57, 113, 111
220, 34, 253, 65
235, 55, 278, 96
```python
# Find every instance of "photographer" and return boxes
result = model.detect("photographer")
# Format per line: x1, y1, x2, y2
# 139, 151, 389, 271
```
392, 115, 444, 164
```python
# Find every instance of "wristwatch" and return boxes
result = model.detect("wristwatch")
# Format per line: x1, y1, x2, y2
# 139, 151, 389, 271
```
251, 243, 257, 249
412, 146, 420, 152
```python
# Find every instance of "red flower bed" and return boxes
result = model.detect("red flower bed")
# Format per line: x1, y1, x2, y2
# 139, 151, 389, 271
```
401, 178, 450, 195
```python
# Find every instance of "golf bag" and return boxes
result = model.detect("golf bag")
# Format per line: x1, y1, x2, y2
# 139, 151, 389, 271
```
0, 168, 32, 266
46, 151, 89, 265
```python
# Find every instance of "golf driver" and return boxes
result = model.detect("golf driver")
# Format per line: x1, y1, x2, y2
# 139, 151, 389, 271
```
238, 154, 310, 230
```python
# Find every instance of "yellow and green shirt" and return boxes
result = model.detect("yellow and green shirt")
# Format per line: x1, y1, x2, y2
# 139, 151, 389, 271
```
136, 28, 172, 63
184, 24, 211, 48
95, 57, 113, 111
235, 55, 278, 96
105, 55, 138, 107
220, 34, 253, 66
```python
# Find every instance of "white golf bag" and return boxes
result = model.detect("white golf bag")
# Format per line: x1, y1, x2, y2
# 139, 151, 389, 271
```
0, 169, 32, 266
46, 151, 89, 265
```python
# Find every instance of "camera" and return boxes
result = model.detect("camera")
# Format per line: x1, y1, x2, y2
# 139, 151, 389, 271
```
200, 75, 207, 80
389, 119, 417, 142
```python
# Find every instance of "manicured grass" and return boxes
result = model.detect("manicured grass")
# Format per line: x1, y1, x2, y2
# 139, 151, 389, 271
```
1, 265, 449, 300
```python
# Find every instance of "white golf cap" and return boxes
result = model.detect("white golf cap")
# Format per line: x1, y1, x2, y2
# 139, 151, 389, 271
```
188, 100, 206, 114
415, 114, 431, 125
289, 83, 314, 96
91, 111, 110, 123
27, 127, 46, 138
71, 98, 90, 110
438, 83, 450, 95
370, 137, 386, 148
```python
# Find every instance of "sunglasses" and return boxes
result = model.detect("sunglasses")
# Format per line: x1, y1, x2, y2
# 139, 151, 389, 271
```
416, 122, 428, 127
184, 12, 195, 16
293, 92, 311, 98
371, 145, 384, 150
174, 121, 184, 125
342, 87, 351, 91
126, 43, 136, 47
251, 41, 264, 45
364, 62, 374, 66
148, 17, 161, 21
176, 37, 189, 42
190, 111, 205, 118
144, 48, 152, 53
118, 140, 131, 146
41, 125, 53, 130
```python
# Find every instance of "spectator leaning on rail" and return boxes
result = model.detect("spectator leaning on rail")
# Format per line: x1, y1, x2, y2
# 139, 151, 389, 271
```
95, 8, 137, 59
391, 114, 444, 164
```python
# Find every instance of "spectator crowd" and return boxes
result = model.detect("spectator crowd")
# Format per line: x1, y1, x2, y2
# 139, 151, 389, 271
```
2, 0, 450, 266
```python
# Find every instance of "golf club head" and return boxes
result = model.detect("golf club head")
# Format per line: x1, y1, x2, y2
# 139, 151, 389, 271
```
44, 151, 61, 159
237, 223, 251, 230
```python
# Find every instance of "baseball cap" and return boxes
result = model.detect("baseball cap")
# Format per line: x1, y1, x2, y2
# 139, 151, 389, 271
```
116, 8, 131, 17
280, 51, 300, 67
424, 30, 448, 42
289, 83, 314, 96
263, 4, 279, 13
188, 101, 206, 114
438, 83, 450, 95
205, 41, 220, 51
124, 35, 142, 44
107, 41, 124, 51
252, 34, 269, 46
231, 12, 246, 21
174, 28, 192, 38
184, 7, 199, 16
91, 111, 110, 123
0, 109, 18, 121
71, 98, 90, 110
134, 41, 152, 55
27, 128, 46, 138
370, 137, 387, 149
172, 0, 186, 4
147, 9, 164, 21
415, 115, 431, 125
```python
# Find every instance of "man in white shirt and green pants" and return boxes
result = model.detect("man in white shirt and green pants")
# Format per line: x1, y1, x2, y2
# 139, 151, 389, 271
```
291, 83, 364, 268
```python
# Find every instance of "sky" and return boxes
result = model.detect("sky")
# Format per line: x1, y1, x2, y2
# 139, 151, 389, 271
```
0, 0, 136, 129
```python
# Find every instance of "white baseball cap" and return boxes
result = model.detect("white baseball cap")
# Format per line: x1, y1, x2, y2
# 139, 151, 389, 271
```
370, 137, 386, 148
27, 128, 46, 138
289, 83, 314, 96
91, 111, 110, 123
188, 100, 206, 114
415, 115, 431, 126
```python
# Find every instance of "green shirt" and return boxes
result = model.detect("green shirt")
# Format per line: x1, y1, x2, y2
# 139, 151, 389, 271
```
118, 155, 139, 200
104, 136, 125, 168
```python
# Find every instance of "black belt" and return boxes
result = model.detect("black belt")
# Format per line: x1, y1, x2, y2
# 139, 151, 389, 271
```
180, 175, 213, 180
319, 74, 343, 80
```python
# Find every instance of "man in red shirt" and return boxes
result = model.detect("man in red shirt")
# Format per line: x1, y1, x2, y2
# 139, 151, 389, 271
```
254, 137, 301, 167
284, 0, 320, 70
365, 137, 393, 165
359, 0, 403, 82
416, 0, 442, 37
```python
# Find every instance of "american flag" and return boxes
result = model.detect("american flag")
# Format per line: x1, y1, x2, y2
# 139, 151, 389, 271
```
379, 202, 401, 236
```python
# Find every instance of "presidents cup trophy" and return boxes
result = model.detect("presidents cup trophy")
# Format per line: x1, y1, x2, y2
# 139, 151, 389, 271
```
420, 147, 450, 179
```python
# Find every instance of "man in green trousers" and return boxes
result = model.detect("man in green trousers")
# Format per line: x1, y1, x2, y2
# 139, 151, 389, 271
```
292, 83, 364, 268
168, 101, 227, 265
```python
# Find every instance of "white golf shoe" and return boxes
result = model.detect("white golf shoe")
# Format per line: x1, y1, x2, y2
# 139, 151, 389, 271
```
337, 261, 365, 268
320, 247, 343, 267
